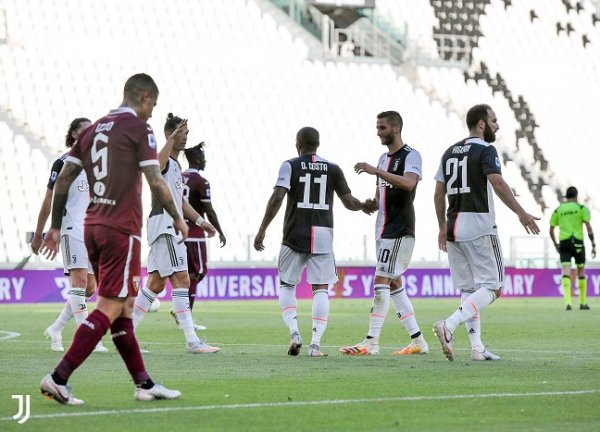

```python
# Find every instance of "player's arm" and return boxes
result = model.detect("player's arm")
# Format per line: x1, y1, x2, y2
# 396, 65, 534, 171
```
549, 225, 559, 252
203, 202, 226, 247
254, 186, 287, 251
584, 221, 596, 258
354, 162, 418, 191
339, 193, 366, 211
143, 164, 188, 241
434, 181, 448, 252
31, 187, 53, 254
158, 120, 188, 170
40, 162, 83, 260
182, 200, 216, 238
487, 173, 541, 235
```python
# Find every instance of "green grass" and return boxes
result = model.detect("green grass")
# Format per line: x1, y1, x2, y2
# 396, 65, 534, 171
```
1, 298, 599, 431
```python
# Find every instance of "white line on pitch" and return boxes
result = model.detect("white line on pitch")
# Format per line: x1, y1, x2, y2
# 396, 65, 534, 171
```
1, 389, 598, 422
0, 331, 21, 341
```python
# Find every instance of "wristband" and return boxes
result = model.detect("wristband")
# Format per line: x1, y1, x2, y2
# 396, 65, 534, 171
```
195, 216, 205, 227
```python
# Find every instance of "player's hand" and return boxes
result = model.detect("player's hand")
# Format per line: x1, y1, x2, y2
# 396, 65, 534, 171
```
254, 230, 266, 252
362, 198, 377, 215
173, 217, 189, 243
518, 212, 541, 235
200, 221, 217, 238
219, 233, 227, 248
438, 227, 447, 253
169, 119, 188, 142
31, 234, 43, 255
592, 246, 596, 259
40, 228, 60, 260
354, 162, 377, 175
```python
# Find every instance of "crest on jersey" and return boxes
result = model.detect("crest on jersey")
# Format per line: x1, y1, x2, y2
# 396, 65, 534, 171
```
393, 159, 400, 171
148, 133, 157, 149
132, 276, 141, 293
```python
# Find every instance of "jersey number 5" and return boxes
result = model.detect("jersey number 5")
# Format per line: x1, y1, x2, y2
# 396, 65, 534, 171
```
445, 157, 471, 195
91, 133, 108, 196
297, 174, 329, 210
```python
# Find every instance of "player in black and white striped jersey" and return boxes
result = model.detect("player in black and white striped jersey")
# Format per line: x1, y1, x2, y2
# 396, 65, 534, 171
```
131, 113, 219, 354
254, 127, 371, 357
340, 111, 429, 357
32, 117, 108, 353
433, 104, 540, 362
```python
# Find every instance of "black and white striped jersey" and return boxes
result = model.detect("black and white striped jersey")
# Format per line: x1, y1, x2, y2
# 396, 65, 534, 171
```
434, 137, 502, 242
375, 145, 422, 239
276, 154, 351, 254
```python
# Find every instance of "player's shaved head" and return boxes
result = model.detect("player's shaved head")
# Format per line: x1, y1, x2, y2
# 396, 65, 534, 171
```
123, 73, 159, 100
297, 127, 320, 151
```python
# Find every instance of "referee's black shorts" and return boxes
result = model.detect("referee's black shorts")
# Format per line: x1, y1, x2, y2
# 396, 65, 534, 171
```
559, 238, 586, 265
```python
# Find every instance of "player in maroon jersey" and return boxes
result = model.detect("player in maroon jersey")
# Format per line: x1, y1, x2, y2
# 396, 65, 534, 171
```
39, 73, 187, 404
181, 142, 226, 328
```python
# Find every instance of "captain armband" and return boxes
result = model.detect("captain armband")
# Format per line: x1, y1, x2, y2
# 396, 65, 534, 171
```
195, 215, 206, 227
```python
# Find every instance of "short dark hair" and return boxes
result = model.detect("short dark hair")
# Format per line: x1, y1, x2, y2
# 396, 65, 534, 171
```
123, 73, 159, 100
377, 111, 403, 132
184, 142, 206, 164
466, 104, 492, 129
565, 186, 578, 199
164, 113, 184, 134
297, 127, 320, 150
65, 117, 90, 148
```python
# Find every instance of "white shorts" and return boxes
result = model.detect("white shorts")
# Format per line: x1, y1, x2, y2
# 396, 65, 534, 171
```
375, 236, 415, 279
447, 235, 504, 291
147, 234, 188, 278
278, 245, 338, 285
60, 235, 93, 274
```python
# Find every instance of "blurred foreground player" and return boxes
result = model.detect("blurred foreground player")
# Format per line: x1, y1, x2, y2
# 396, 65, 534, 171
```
40, 73, 186, 404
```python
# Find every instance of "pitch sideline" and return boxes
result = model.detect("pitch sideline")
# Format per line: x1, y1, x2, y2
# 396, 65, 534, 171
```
1, 389, 598, 422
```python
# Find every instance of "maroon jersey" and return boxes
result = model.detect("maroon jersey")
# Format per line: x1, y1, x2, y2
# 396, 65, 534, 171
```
67, 107, 159, 236
182, 169, 211, 240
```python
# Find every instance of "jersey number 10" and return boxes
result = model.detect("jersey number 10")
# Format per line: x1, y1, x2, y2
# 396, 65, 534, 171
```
297, 174, 329, 210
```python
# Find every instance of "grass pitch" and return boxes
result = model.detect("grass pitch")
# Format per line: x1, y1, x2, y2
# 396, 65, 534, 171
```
0, 298, 599, 431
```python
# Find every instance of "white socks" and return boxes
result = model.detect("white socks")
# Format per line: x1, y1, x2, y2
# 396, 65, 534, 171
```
68, 288, 88, 326
51, 301, 74, 332
279, 283, 299, 334
391, 287, 421, 337
132, 286, 157, 329
367, 284, 390, 339
461, 291, 484, 351
172, 288, 200, 345
311, 289, 329, 346
446, 288, 496, 334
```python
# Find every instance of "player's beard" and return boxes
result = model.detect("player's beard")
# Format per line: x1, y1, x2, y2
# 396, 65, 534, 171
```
380, 134, 393, 146
483, 123, 496, 143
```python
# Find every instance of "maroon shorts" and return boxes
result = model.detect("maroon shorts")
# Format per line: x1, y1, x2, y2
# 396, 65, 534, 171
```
185, 240, 207, 279
85, 225, 141, 298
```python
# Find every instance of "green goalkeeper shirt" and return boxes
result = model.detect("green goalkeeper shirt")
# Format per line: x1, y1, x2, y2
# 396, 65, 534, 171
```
549, 201, 591, 241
